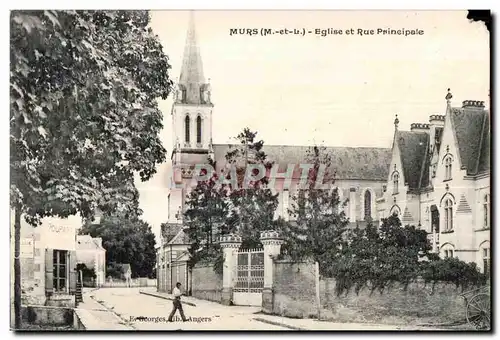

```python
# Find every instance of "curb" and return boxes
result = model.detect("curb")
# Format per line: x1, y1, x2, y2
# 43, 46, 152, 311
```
139, 291, 197, 307
252, 317, 304, 331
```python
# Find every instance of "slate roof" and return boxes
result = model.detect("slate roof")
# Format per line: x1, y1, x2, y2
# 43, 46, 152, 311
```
168, 228, 190, 245
396, 131, 430, 190
212, 144, 392, 181
161, 223, 183, 243
450, 106, 490, 175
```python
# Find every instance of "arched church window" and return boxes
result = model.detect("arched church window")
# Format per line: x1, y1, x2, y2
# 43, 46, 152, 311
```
196, 116, 202, 144
364, 190, 372, 220
185, 115, 190, 143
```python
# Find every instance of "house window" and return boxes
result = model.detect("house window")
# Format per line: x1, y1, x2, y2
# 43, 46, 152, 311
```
444, 199, 453, 231
53, 250, 68, 293
484, 194, 490, 228
196, 116, 202, 144
184, 115, 190, 143
444, 156, 452, 180
483, 248, 490, 276
364, 190, 372, 220
392, 173, 399, 194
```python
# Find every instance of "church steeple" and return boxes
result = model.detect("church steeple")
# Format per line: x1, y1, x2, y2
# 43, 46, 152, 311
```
177, 11, 210, 105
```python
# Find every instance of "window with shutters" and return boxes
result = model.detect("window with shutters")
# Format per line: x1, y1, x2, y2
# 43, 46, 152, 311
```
53, 250, 68, 293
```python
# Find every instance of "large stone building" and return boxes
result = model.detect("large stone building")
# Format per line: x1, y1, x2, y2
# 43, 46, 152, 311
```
377, 91, 490, 273
157, 13, 393, 293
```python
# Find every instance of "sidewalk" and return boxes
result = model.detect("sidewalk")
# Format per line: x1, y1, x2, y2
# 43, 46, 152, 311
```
75, 290, 134, 330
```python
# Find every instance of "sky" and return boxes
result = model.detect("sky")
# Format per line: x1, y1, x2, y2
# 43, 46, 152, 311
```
137, 10, 490, 241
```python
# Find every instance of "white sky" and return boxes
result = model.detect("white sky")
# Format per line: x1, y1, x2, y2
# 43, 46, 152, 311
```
136, 10, 489, 241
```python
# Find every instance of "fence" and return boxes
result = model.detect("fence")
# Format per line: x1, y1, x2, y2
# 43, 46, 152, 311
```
100, 277, 157, 288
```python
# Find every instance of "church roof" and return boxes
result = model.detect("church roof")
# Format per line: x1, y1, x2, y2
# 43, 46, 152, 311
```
449, 105, 490, 175
212, 144, 392, 181
396, 131, 430, 190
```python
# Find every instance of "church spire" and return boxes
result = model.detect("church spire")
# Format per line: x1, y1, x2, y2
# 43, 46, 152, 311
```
178, 10, 208, 105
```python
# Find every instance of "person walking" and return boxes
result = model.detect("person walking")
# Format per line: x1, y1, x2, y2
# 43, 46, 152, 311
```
168, 282, 188, 322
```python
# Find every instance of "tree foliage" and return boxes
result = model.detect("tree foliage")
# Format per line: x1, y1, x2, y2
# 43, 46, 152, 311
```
80, 216, 157, 278
10, 10, 172, 223
184, 128, 279, 272
282, 145, 349, 270
225, 128, 278, 249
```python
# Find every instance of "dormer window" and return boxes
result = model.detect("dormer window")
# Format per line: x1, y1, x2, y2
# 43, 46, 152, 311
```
444, 156, 452, 180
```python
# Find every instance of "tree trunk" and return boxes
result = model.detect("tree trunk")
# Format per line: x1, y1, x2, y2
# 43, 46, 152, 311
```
14, 207, 21, 329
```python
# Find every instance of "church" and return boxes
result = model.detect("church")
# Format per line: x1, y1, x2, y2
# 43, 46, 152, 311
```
377, 91, 490, 274
156, 14, 490, 292
157, 13, 394, 292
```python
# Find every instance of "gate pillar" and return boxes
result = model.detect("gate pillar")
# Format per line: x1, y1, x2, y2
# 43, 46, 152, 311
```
260, 230, 284, 312
219, 233, 242, 305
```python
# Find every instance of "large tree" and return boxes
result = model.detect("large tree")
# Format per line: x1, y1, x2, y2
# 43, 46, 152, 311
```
282, 145, 349, 272
10, 10, 172, 328
80, 216, 157, 279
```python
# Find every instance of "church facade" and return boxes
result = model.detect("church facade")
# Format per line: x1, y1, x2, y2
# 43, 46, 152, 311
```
377, 92, 490, 274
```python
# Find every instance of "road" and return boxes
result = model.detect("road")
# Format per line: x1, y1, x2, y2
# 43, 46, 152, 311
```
87, 288, 288, 330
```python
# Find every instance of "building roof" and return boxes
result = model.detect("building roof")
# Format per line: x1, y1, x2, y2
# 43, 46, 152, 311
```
161, 223, 183, 243
168, 228, 191, 245
396, 131, 430, 190
76, 235, 105, 251
212, 144, 392, 181
449, 106, 490, 175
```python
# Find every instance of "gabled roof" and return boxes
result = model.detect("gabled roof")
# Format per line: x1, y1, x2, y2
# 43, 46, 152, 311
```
212, 144, 392, 181
168, 228, 190, 245
449, 106, 490, 176
161, 223, 183, 243
396, 131, 430, 190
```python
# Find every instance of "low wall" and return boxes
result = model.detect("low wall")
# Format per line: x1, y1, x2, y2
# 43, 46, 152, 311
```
272, 261, 468, 325
21, 305, 74, 326
191, 265, 222, 303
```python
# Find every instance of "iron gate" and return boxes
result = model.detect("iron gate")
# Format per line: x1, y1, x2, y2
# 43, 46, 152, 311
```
232, 249, 264, 306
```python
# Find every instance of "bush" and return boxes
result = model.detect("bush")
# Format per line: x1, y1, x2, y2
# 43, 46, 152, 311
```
421, 257, 487, 292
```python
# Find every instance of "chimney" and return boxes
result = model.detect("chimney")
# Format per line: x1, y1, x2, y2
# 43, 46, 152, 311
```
462, 100, 485, 109
410, 123, 430, 133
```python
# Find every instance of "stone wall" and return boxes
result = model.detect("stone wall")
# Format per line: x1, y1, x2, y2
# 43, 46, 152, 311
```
191, 265, 222, 303
272, 261, 468, 326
